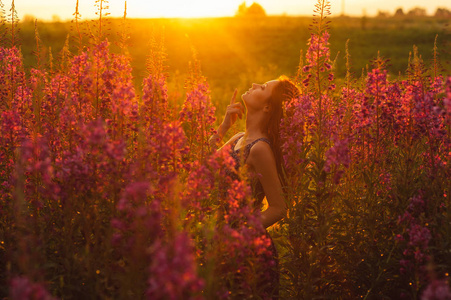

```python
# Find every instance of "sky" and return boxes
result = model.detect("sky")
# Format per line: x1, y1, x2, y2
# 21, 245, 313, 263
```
6, 0, 451, 21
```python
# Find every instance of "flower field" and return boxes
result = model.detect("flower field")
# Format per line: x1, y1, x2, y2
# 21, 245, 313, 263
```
1, 0, 450, 299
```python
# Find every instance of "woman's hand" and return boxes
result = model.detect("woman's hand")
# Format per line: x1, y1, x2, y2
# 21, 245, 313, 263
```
218, 89, 245, 138
209, 89, 244, 151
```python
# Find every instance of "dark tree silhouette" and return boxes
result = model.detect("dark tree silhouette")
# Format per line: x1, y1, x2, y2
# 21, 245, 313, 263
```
435, 7, 451, 17
407, 7, 427, 17
236, 2, 247, 16
394, 7, 404, 17
235, 2, 267, 17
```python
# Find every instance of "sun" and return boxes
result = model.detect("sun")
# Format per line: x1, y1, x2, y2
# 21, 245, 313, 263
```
124, 0, 242, 18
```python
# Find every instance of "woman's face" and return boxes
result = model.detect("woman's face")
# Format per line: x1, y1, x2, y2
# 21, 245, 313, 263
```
241, 80, 279, 111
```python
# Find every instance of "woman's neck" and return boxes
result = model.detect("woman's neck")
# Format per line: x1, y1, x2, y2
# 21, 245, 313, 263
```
244, 111, 268, 140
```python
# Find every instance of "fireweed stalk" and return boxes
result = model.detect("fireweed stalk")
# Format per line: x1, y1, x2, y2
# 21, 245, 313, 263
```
180, 48, 217, 163
141, 31, 170, 133
396, 194, 432, 293
278, 1, 353, 297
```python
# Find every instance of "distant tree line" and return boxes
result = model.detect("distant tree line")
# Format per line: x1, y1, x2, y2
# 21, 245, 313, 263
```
377, 7, 451, 18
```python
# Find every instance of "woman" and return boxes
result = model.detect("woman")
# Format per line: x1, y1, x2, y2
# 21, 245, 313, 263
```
209, 76, 300, 297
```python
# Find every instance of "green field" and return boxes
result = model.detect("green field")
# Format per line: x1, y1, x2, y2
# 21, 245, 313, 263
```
15, 15, 451, 106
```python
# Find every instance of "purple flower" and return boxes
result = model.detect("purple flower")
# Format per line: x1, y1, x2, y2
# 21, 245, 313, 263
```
324, 138, 350, 180
147, 232, 204, 300
421, 279, 451, 300
408, 224, 431, 249
180, 81, 217, 162
9, 276, 56, 300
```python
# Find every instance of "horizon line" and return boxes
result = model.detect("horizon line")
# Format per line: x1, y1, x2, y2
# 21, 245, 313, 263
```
21, 12, 451, 23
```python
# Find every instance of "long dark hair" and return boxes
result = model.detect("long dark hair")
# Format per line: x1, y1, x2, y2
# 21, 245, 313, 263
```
266, 76, 300, 187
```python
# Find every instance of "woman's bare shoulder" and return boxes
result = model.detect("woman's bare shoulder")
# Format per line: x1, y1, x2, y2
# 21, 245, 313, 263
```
247, 140, 275, 164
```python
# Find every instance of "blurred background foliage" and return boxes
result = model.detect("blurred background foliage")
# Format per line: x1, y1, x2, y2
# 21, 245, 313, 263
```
16, 15, 451, 111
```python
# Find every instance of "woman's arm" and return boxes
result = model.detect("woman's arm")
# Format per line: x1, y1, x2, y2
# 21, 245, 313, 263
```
209, 89, 245, 151
247, 141, 287, 228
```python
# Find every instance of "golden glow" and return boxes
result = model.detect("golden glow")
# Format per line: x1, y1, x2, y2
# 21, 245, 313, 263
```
126, 0, 242, 18
11, 0, 451, 21
12, 0, 243, 21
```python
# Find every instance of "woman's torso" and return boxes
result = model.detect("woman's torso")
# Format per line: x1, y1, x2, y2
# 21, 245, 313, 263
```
229, 134, 271, 206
